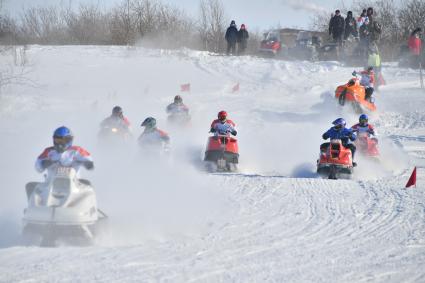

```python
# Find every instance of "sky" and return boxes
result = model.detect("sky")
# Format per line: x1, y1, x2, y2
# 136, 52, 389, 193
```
2, 0, 400, 31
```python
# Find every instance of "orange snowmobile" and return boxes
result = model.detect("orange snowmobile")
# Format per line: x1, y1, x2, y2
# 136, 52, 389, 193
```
335, 78, 376, 112
317, 139, 354, 179
204, 134, 239, 172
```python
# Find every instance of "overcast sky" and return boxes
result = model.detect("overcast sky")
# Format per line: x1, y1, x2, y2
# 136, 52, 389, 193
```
2, 0, 400, 31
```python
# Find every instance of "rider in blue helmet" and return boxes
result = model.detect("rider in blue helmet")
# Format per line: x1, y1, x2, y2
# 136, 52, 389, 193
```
53, 126, 74, 152
321, 118, 357, 166
35, 126, 94, 173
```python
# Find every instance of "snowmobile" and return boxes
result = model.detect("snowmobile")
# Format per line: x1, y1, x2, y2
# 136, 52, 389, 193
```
23, 164, 106, 246
138, 135, 170, 158
258, 30, 285, 57
335, 77, 377, 112
204, 134, 239, 172
355, 132, 380, 159
98, 124, 131, 145
317, 139, 354, 179
167, 112, 191, 127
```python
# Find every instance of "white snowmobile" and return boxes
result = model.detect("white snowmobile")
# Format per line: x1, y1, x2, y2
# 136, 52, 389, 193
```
23, 164, 106, 246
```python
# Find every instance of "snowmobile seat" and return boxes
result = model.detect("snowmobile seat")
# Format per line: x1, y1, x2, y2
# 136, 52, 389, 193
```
79, 179, 92, 186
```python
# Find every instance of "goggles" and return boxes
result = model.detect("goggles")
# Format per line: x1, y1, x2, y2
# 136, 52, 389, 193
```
54, 136, 72, 145
359, 118, 368, 124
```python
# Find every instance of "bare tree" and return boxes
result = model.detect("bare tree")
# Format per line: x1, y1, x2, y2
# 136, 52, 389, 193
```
309, 11, 332, 33
398, 0, 425, 37
198, 0, 226, 53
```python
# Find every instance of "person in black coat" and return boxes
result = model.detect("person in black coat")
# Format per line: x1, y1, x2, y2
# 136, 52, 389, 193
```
329, 10, 345, 44
344, 11, 358, 40
225, 20, 238, 55
237, 24, 249, 55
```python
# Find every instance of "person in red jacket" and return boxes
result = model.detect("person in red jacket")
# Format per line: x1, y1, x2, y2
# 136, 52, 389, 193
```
408, 28, 422, 68
408, 28, 422, 55
210, 111, 237, 136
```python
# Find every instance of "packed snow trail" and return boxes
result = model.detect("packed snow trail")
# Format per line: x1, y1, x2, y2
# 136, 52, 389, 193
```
0, 46, 424, 282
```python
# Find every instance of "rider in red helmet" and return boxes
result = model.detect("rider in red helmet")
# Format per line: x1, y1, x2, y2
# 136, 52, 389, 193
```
210, 111, 237, 136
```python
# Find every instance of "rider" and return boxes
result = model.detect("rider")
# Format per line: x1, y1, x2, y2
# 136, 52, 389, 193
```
100, 106, 131, 133
166, 95, 189, 115
138, 117, 170, 149
35, 126, 94, 173
210, 111, 237, 136
353, 66, 375, 102
351, 114, 378, 142
321, 118, 357, 166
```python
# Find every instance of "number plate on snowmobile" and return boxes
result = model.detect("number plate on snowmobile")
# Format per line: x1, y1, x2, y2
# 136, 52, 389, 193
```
56, 166, 71, 176
217, 159, 226, 169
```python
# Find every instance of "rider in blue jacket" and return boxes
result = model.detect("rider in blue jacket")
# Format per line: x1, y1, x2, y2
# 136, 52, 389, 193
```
321, 118, 357, 166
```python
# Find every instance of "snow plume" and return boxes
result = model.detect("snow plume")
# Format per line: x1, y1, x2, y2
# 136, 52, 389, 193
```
282, 0, 328, 14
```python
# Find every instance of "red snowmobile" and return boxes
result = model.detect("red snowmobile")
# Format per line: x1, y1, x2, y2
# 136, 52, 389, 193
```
335, 77, 377, 112
204, 134, 239, 172
317, 139, 354, 179
355, 132, 379, 158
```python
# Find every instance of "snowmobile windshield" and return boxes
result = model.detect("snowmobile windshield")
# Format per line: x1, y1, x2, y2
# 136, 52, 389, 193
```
264, 32, 279, 42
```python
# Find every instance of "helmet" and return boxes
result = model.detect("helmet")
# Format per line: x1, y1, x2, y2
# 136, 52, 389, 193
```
218, 110, 227, 121
332, 118, 346, 130
241, 24, 246, 29
359, 114, 368, 125
112, 106, 123, 117
174, 95, 183, 103
53, 126, 73, 152
367, 66, 374, 72
230, 20, 235, 25
141, 117, 156, 129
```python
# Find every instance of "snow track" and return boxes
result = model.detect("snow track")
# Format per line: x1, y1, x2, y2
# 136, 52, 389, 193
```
0, 46, 424, 282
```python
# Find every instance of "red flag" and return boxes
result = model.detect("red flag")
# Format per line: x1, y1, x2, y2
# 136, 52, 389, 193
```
232, 83, 240, 93
405, 167, 417, 188
180, 83, 190, 92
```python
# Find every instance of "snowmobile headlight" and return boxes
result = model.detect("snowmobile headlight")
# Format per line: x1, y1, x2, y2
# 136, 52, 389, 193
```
111, 128, 118, 133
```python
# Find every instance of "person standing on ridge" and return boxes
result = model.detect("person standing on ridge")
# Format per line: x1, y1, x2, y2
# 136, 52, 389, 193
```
225, 20, 238, 55
329, 10, 345, 45
237, 24, 249, 55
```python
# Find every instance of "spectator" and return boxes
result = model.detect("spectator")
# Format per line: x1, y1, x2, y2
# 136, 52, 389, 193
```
237, 24, 249, 55
408, 28, 422, 68
358, 17, 370, 59
366, 7, 381, 46
344, 11, 358, 40
357, 9, 367, 29
329, 10, 345, 45
367, 44, 383, 90
225, 20, 238, 55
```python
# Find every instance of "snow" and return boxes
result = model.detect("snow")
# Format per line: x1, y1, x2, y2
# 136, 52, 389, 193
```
0, 45, 424, 282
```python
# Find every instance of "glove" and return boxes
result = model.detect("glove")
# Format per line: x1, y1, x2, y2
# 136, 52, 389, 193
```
84, 161, 94, 170
352, 71, 357, 76
231, 130, 237, 136
41, 159, 53, 169
210, 128, 216, 133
